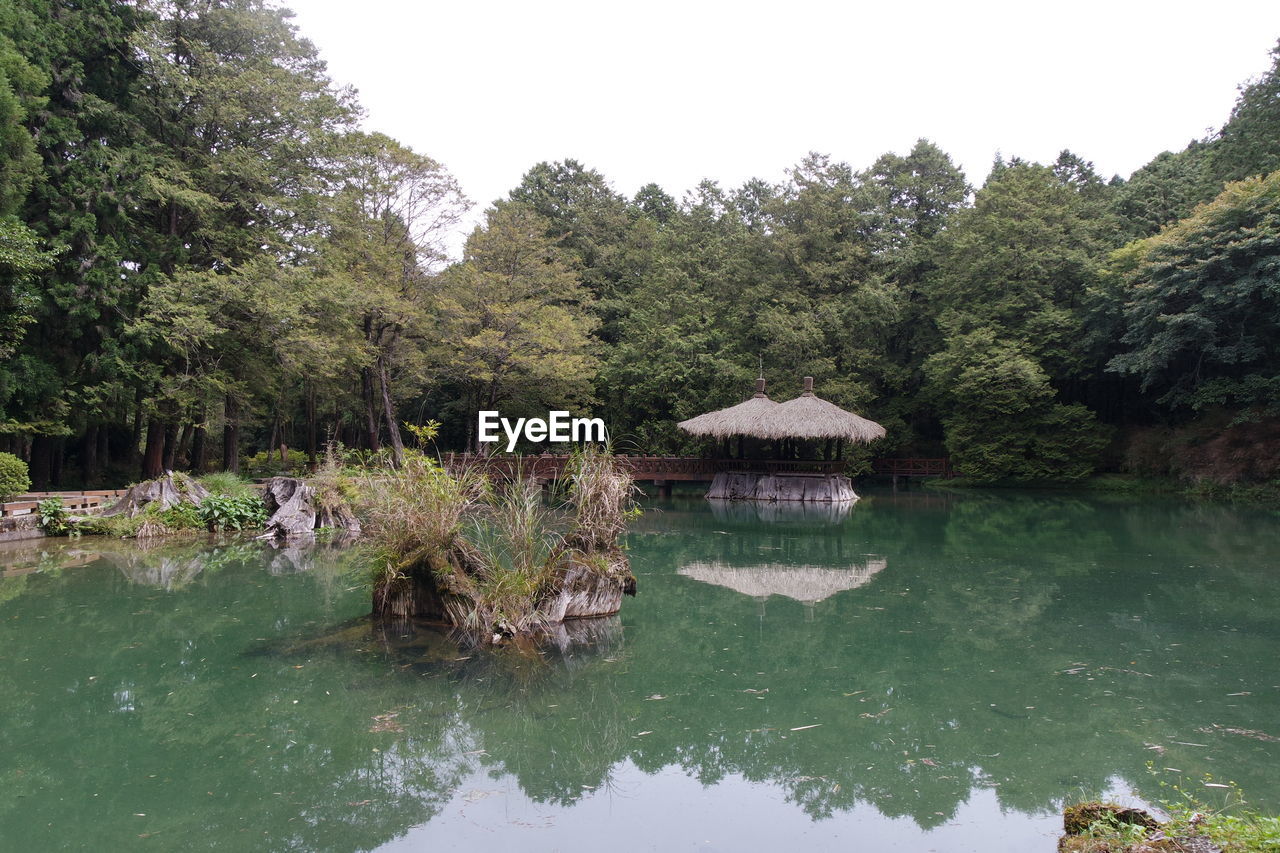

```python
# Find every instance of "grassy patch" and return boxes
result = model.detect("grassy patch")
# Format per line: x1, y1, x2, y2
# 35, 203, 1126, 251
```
1064, 776, 1280, 852
198, 471, 256, 499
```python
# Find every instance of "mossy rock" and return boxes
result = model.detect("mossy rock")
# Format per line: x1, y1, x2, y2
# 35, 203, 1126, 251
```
1064, 803, 1161, 836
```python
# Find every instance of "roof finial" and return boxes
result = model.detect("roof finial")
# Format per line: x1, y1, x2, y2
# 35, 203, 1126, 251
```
803, 376, 814, 395
758, 355, 764, 381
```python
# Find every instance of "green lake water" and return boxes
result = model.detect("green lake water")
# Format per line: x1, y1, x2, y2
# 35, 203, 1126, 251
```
1, 488, 1278, 851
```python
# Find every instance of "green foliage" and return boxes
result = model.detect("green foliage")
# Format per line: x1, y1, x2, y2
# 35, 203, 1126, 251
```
925, 330, 1109, 482
197, 494, 267, 532
403, 420, 440, 448
1108, 170, 1280, 414
1212, 40, 1280, 184
436, 202, 600, 428
1069, 774, 1280, 852
73, 514, 143, 539
35, 497, 72, 535
160, 502, 203, 531
243, 449, 310, 478
3, 3, 1279, 490
197, 472, 255, 499
0, 450, 29, 499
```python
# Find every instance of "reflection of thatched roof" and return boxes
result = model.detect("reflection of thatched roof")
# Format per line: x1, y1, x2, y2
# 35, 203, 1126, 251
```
678, 557, 887, 604
677, 378, 778, 439
677, 377, 885, 445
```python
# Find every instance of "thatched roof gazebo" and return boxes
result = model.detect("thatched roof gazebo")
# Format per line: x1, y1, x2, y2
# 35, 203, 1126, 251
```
678, 376, 884, 446
677, 378, 778, 439
677, 375, 885, 503
760, 376, 886, 444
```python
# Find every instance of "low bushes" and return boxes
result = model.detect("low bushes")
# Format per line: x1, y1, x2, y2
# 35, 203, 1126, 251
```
0, 452, 30, 501
198, 494, 267, 531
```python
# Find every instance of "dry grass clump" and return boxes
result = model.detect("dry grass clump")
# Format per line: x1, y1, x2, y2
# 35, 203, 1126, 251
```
562, 445, 640, 552
453, 477, 567, 635
359, 454, 487, 578
360, 447, 639, 640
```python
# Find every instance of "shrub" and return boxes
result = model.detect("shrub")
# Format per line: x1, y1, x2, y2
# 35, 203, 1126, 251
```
198, 471, 256, 499
36, 498, 74, 536
243, 448, 309, 477
0, 452, 30, 501
197, 493, 268, 531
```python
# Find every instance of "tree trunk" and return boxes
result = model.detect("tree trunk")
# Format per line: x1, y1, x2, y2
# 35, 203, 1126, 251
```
82, 426, 99, 485
142, 417, 166, 479
361, 367, 381, 452
130, 393, 144, 469
176, 421, 194, 469
98, 425, 110, 474
50, 438, 64, 487
378, 357, 404, 467
28, 435, 51, 490
191, 423, 207, 474
161, 419, 180, 472
266, 417, 279, 462
305, 384, 317, 467
222, 394, 240, 474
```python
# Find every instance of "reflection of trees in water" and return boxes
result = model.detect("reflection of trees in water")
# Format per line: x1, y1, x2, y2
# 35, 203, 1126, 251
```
492, 491, 1280, 823
1, 493, 1278, 850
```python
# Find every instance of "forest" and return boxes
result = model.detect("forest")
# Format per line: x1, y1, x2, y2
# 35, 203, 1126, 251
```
1, 0, 1278, 489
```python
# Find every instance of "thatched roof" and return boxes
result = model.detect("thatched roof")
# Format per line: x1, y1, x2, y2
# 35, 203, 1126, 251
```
677, 378, 778, 439
677, 376, 886, 444
678, 557, 887, 604
758, 377, 886, 444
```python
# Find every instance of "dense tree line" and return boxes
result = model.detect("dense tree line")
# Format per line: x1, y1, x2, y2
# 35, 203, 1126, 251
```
1, 1, 1278, 487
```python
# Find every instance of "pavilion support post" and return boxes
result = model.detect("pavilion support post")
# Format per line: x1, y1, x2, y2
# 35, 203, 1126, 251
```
737, 436, 744, 459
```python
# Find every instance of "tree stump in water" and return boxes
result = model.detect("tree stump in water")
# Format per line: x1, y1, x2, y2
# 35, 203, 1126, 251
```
260, 477, 361, 539
102, 471, 209, 517
372, 546, 636, 628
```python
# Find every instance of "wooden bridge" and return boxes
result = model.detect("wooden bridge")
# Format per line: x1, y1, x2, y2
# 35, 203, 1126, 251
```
0, 489, 128, 519
441, 453, 953, 493
0, 457, 953, 521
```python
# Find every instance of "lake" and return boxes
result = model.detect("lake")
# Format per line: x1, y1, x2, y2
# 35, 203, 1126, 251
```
1, 487, 1277, 851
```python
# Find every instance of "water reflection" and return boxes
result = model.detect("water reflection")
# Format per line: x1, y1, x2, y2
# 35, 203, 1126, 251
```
707, 497, 855, 525
679, 557, 886, 603
0, 489, 1278, 851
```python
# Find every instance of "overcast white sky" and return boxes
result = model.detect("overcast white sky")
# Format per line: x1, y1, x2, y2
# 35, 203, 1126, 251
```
284, 0, 1280, 253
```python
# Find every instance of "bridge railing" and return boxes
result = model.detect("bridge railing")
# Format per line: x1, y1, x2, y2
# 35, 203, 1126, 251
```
442, 453, 952, 480
870, 458, 955, 478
